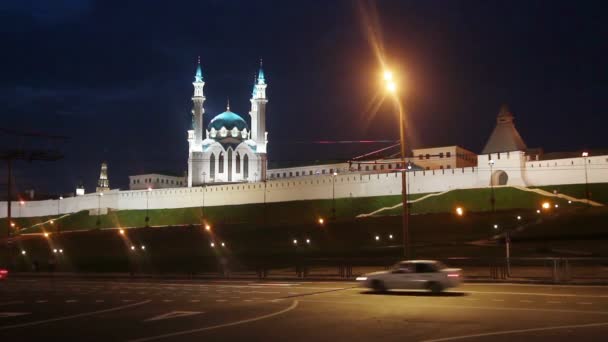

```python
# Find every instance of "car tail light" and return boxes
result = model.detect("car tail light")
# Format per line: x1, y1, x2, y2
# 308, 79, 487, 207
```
447, 273, 460, 278
0, 269, 8, 275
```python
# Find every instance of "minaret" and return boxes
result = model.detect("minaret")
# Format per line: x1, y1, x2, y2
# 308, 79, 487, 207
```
191, 57, 206, 148
249, 59, 269, 179
96, 162, 110, 193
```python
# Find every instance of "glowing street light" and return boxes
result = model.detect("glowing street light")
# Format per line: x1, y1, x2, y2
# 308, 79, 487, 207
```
375, 235, 380, 241
542, 202, 551, 210
59, 249, 63, 254
493, 224, 499, 229
119, 229, 125, 235
21, 250, 26, 255
53, 249, 58, 253
130, 246, 135, 251
306, 238, 310, 244
210, 242, 215, 248
221, 242, 225, 247
383, 70, 393, 81
382, 67, 409, 258
44, 232, 50, 238
141, 245, 146, 250
536, 209, 541, 214
517, 215, 522, 220
389, 234, 393, 240
554, 204, 559, 208
318, 217, 324, 225
455, 207, 464, 216
205, 224, 211, 231
293, 239, 298, 245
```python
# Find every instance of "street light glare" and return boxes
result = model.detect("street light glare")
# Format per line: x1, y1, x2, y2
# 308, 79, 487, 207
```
383, 70, 393, 81
318, 218, 324, 225
582, 152, 589, 157
386, 81, 397, 93
455, 207, 464, 216
119, 229, 125, 235
44, 232, 49, 238
205, 224, 211, 231
542, 202, 551, 209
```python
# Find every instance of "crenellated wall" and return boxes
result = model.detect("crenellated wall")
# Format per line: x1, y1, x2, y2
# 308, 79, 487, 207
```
2, 153, 607, 219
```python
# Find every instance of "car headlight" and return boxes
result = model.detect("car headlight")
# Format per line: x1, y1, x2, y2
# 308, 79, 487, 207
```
355, 276, 367, 281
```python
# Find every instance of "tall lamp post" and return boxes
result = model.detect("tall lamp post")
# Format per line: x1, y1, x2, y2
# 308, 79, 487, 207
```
145, 187, 152, 227
331, 172, 338, 220
57, 196, 62, 234
383, 69, 410, 258
202, 172, 206, 222
96, 192, 103, 229
582, 152, 589, 203
488, 159, 495, 212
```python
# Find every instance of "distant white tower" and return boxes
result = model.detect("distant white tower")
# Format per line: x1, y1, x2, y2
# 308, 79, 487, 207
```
96, 162, 110, 193
187, 57, 206, 186
249, 60, 269, 179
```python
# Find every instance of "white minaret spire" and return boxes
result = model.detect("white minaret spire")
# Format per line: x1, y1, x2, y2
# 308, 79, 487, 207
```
191, 56, 206, 147
249, 58, 269, 180
187, 57, 206, 187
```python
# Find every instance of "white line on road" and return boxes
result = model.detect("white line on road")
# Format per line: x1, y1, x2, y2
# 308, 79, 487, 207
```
36, 300, 48, 304
464, 290, 608, 299
129, 300, 299, 342
297, 299, 608, 316
65, 300, 78, 303
0, 300, 150, 331
421, 321, 608, 342
578, 302, 593, 305
547, 301, 562, 304
519, 300, 533, 303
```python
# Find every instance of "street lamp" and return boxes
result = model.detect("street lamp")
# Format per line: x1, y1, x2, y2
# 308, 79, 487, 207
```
145, 187, 152, 227
488, 159, 495, 212
201, 172, 206, 223
582, 152, 590, 203
331, 172, 338, 220
383, 68, 410, 258
56, 196, 63, 234
96, 192, 103, 228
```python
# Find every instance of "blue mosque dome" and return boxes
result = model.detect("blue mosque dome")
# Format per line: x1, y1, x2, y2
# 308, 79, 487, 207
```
208, 111, 248, 131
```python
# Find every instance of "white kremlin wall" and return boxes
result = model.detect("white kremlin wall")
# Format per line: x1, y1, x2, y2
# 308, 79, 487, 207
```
2, 152, 607, 219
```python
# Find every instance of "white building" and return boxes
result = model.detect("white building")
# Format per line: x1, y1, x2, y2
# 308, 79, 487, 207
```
129, 173, 186, 190
187, 59, 268, 186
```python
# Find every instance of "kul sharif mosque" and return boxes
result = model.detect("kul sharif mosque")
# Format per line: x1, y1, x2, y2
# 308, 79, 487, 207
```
186, 58, 269, 186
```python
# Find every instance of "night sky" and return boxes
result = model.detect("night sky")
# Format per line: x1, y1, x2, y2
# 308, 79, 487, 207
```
1, 0, 607, 196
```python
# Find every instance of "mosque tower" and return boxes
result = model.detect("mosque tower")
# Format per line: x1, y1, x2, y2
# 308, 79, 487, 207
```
249, 60, 269, 179
190, 56, 206, 149
96, 162, 110, 193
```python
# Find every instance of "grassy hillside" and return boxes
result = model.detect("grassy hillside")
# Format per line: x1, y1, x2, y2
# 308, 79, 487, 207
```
0, 185, 600, 236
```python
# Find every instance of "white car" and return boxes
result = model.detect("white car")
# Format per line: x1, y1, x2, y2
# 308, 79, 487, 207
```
356, 260, 462, 293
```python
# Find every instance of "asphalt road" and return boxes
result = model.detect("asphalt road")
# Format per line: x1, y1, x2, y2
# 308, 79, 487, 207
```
1, 278, 607, 341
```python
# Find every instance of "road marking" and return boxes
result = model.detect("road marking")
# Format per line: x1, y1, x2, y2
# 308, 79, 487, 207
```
464, 290, 608, 299
547, 301, 562, 304
243, 299, 252, 302
36, 300, 48, 304
578, 302, 593, 305
297, 299, 608, 316
65, 300, 78, 303
0, 300, 150, 331
216, 299, 227, 302
95, 300, 105, 303
519, 300, 533, 303
491, 299, 504, 302
129, 300, 299, 342
122, 300, 134, 303
421, 321, 608, 342
247, 283, 300, 287
190, 299, 200, 303
162, 300, 173, 303
0, 312, 30, 318
144, 311, 203, 322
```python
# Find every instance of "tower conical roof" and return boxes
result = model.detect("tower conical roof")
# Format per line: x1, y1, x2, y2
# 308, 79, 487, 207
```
482, 105, 527, 154
194, 56, 203, 82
